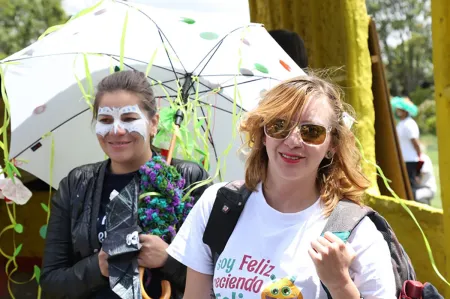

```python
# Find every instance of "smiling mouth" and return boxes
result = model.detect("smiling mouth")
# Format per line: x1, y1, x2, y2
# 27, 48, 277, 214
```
280, 153, 304, 160
108, 141, 132, 145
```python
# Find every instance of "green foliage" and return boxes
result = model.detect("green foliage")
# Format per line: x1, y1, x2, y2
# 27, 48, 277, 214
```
417, 99, 436, 135
0, 0, 68, 59
409, 86, 434, 106
367, 0, 433, 96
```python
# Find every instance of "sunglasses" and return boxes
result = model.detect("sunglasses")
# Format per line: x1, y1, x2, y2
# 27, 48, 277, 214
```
264, 119, 332, 145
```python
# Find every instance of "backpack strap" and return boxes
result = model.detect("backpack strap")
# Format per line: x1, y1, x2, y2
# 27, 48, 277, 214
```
367, 210, 416, 296
320, 199, 371, 241
320, 200, 371, 299
202, 180, 252, 266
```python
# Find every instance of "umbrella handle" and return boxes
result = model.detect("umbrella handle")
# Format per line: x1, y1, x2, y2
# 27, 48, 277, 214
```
165, 127, 178, 166
139, 267, 171, 299
166, 109, 184, 165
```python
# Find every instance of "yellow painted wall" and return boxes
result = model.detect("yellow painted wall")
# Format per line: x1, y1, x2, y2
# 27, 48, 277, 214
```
365, 194, 446, 293
431, 0, 450, 297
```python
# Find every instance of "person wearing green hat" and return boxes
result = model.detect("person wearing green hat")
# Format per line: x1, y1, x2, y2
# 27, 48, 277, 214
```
391, 96, 422, 201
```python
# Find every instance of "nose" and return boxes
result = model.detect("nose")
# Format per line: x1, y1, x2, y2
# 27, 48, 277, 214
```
112, 125, 127, 136
283, 127, 304, 149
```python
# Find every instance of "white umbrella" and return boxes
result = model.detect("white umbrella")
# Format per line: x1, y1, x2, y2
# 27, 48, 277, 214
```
0, 0, 305, 188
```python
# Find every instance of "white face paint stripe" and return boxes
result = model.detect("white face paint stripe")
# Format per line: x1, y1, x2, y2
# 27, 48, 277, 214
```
95, 104, 149, 140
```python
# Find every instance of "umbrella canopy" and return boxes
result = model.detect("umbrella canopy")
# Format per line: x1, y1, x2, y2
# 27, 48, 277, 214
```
0, 0, 305, 188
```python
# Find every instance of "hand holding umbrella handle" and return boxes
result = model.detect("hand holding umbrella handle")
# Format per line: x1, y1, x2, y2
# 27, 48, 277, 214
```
140, 109, 184, 298
139, 267, 171, 299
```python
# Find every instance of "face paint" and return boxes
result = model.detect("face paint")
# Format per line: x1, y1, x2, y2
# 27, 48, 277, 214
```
95, 104, 149, 140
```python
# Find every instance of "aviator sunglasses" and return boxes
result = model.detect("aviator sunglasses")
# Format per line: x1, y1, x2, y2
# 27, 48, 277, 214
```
264, 119, 332, 145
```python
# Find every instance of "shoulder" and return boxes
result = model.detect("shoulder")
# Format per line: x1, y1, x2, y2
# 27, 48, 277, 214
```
196, 182, 228, 208
51, 160, 107, 210
405, 117, 419, 128
347, 214, 397, 297
171, 158, 209, 178
62, 160, 106, 189
348, 213, 388, 256
67, 160, 106, 179
350, 216, 379, 238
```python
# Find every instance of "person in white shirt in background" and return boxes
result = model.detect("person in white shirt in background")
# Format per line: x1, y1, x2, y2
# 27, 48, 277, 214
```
391, 96, 421, 201
415, 143, 437, 205
167, 76, 397, 299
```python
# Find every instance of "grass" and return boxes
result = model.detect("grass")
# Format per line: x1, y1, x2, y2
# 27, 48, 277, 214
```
420, 134, 441, 209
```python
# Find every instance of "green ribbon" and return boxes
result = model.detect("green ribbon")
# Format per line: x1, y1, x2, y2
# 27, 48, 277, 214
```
153, 107, 202, 163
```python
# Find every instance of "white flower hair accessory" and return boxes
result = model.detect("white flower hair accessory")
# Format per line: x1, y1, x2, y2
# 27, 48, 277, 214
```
341, 111, 356, 129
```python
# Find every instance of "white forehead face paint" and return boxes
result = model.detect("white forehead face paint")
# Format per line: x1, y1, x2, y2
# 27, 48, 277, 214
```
95, 104, 149, 140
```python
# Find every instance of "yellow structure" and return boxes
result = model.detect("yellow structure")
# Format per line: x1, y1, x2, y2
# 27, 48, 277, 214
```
249, 0, 449, 295
431, 0, 450, 297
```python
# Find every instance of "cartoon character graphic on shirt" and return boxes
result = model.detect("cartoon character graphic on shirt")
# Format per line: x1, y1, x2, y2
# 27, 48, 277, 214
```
261, 275, 303, 299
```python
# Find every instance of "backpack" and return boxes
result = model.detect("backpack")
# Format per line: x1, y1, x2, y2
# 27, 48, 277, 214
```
202, 181, 443, 299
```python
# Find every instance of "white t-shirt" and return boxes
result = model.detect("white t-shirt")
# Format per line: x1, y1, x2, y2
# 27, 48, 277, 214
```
167, 183, 396, 299
396, 117, 420, 162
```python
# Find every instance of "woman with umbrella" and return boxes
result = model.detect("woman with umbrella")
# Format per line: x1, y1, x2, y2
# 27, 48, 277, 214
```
391, 96, 422, 201
40, 70, 211, 298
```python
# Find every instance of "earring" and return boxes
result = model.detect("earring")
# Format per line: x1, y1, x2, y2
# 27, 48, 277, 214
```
325, 151, 333, 159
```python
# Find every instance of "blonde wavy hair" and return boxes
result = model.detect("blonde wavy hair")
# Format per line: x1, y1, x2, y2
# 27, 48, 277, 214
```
240, 75, 370, 216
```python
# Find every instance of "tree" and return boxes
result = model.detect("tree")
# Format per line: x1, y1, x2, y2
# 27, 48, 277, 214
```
0, 0, 68, 59
366, 0, 433, 99
417, 99, 436, 135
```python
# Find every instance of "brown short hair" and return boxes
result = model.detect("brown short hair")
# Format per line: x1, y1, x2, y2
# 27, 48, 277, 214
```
92, 70, 157, 120
240, 75, 370, 216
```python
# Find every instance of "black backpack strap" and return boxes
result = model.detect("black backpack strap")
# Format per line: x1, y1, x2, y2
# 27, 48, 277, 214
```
320, 200, 370, 299
202, 181, 252, 266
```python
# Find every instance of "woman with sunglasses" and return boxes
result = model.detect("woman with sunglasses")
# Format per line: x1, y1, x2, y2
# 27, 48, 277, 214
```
166, 76, 396, 298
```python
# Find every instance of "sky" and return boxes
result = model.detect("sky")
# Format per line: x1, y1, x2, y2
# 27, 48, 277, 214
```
62, 0, 251, 22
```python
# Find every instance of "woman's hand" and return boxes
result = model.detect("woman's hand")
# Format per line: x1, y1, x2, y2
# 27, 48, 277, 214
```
98, 249, 109, 277
308, 232, 356, 291
137, 234, 169, 269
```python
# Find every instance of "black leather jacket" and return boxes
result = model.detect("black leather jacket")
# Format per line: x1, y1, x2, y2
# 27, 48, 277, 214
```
40, 158, 211, 299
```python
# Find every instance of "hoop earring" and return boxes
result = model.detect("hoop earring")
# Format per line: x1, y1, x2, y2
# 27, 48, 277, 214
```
319, 155, 334, 170
325, 150, 333, 159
